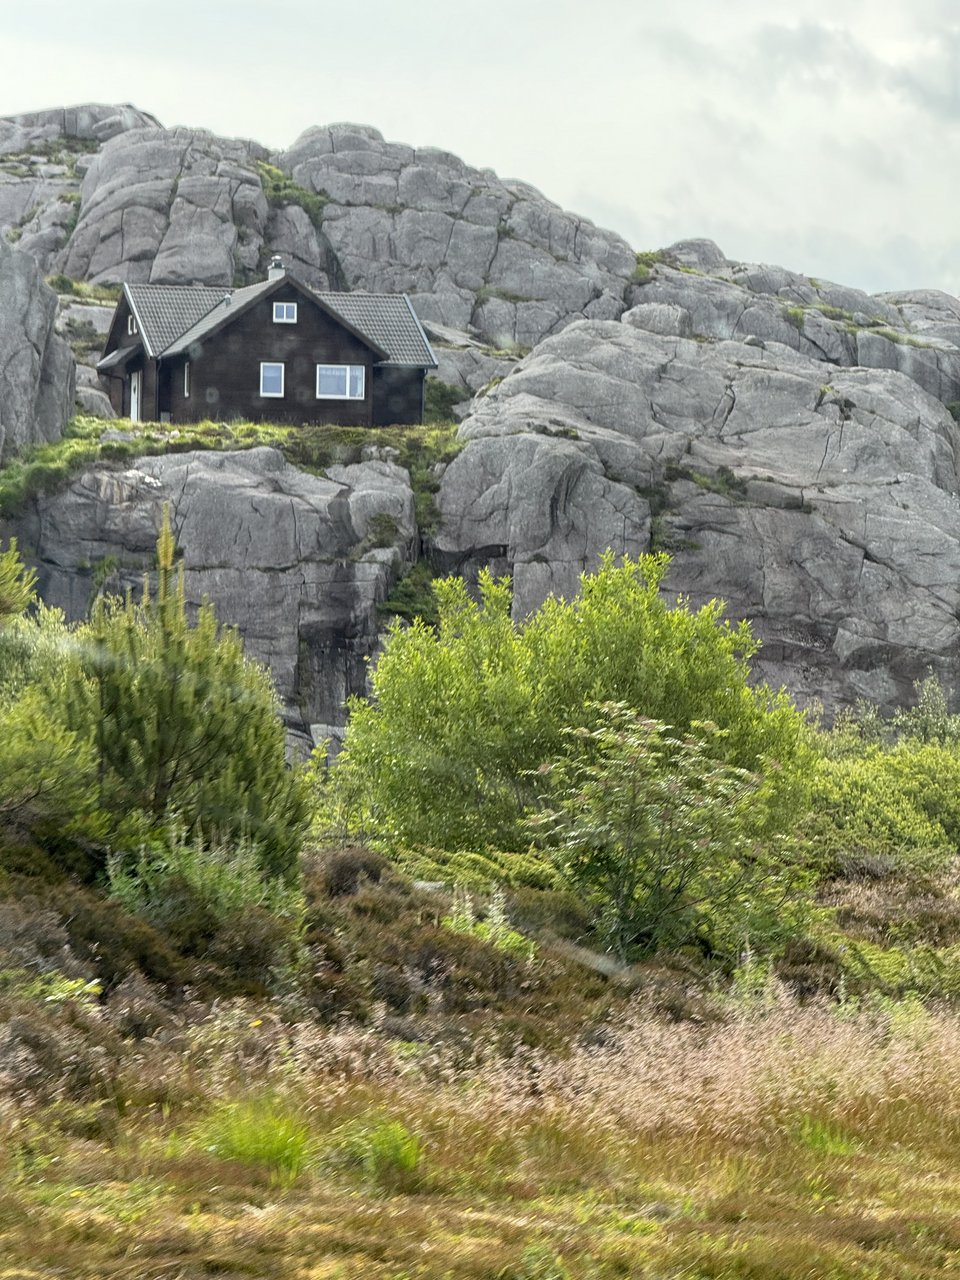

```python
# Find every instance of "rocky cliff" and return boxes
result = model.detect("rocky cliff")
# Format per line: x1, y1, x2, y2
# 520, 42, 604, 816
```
11, 446, 415, 747
0, 238, 74, 462
5, 105, 960, 725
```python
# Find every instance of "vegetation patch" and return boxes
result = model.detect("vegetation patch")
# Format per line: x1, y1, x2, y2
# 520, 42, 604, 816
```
631, 249, 667, 284
256, 160, 330, 230
0, 415, 462, 533
45, 273, 121, 303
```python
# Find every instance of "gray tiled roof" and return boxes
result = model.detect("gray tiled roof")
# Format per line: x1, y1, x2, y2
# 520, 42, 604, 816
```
125, 284, 227, 357
162, 281, 274, 356
318, 292, 437, 368
123, 276, 437, 369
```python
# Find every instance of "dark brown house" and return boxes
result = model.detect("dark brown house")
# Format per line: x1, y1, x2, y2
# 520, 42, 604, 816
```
96, 259, 438, 426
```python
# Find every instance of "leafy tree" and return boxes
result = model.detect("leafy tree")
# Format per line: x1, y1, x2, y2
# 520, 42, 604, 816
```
530, 704, 810, 960
327, 552, 811, 850
58, 510, 308, 879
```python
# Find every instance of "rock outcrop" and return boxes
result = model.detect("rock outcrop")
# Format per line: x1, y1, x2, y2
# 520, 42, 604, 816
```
1, 109, 637, 350
11, 447, 415, 741
436, 317, 960, 713
627, 241, 960, 408
0, 238, 74, 461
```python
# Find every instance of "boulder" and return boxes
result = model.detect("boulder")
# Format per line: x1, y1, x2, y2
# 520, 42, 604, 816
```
60, 127, 269, 285
0, 239, 74, 461
436, 319, 960, 713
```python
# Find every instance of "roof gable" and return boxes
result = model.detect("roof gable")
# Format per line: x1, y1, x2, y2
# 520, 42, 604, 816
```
318, 292, 437, 368
125, 283, 228, 358
163, 275, 391, 361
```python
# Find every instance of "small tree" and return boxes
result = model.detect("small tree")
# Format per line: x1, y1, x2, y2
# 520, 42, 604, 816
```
60, 510, 307, 879
328, 553, 810, 851
530, 704, 810, 961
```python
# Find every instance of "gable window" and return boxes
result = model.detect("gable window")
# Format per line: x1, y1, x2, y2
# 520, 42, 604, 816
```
183, 361, 191, 398
316, 364, 365, 400
260, 361, 285, 397
127, 315, 138, 336
273, 302, 297, 324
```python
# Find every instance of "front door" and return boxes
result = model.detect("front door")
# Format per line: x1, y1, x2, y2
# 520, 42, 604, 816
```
130, 370, 142, 422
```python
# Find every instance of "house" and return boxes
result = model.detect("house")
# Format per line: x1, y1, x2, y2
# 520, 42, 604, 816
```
96, 258, 438, 426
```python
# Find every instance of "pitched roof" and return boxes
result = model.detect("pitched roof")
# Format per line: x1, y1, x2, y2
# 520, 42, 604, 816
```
161, 280, 280, 357
125, 284, 227, 358
118, 275, 437, 369
318, 292, 438, 369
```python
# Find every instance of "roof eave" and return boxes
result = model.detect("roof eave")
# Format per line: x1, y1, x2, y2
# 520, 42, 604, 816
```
403, 294, 439, 368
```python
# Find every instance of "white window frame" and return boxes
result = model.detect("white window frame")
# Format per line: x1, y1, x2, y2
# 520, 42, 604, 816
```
127, 314, 138, 336
183, 360, 191, 398
260, 361, 285, 398
273, 301, 297, 324
316, 363, 365, 400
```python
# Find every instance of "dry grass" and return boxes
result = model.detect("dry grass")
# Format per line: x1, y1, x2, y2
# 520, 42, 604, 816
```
2, 995, 960, 1277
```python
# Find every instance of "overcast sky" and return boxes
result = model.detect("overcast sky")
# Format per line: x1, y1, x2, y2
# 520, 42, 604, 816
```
4, 1, 959, 296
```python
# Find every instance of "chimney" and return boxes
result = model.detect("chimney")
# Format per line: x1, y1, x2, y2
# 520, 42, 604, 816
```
267, 255, 285, 281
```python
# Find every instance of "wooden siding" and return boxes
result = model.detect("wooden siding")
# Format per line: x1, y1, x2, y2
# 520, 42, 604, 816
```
372, 366, 426, 426
165, 285, 376, 426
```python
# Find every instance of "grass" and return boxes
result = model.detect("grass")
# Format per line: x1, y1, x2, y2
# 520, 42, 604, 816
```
0, 414, 463, 533
631, 249, 667, 284
4, 998, 960, 1275
191, 1096, 312, 1187
45, 273, 122, 303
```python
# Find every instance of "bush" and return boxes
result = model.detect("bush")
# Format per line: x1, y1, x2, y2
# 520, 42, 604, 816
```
806, 739, 960, 879
328, 552, 810, 852
531, 705, 811, 960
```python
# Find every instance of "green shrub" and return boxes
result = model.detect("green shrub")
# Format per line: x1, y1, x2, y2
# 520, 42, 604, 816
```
424, 376, 465, 424
531, 704, 811, 960
806, 740, 960, 878
328, 552, 811, 852
57, 512, 308, 879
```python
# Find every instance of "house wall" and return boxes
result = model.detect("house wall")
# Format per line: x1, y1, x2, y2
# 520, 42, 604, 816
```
101, 294, 147, 416
372, 366, 426, 426
168, 285, 376, 426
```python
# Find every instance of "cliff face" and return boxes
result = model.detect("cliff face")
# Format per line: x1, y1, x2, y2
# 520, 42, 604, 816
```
0, 238, 74, 462
5, 106, 960, 723
10, 447, 415, 745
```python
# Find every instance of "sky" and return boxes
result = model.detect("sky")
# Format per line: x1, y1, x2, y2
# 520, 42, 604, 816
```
4, 0, 959, 296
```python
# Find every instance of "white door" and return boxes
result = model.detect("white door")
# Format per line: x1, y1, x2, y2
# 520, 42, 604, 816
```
130, 370, 141, 421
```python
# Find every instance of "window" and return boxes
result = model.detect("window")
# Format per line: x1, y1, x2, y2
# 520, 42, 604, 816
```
273, 301, 297, 323
316, 363, 365, 400
260, 361, 284, 397
127, 315, 138, 336
183, 361, 191, 398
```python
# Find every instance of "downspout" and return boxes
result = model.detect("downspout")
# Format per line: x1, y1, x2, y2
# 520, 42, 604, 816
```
155, 357, 162, 422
